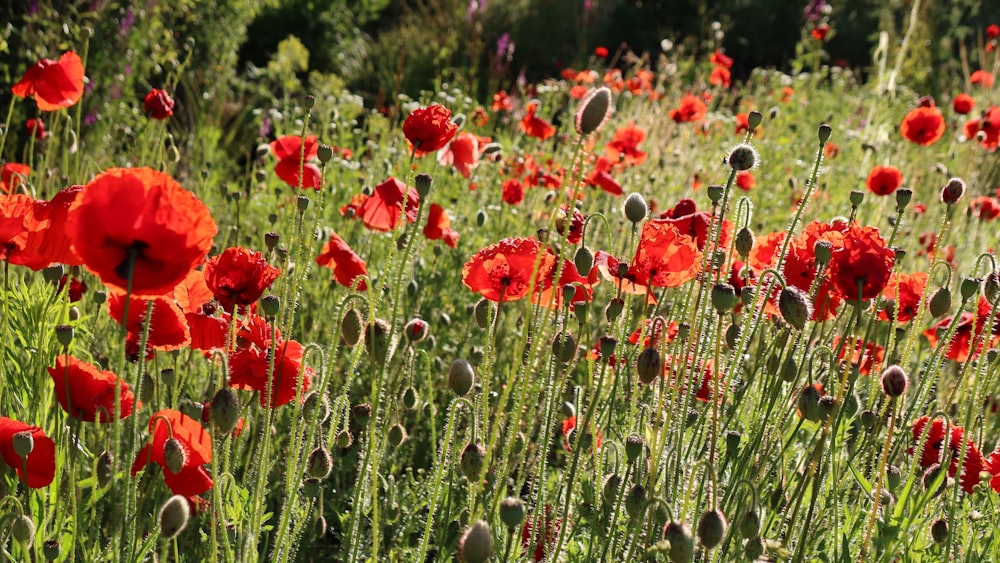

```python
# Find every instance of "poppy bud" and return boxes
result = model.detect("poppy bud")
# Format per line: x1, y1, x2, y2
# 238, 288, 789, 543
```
365, 318, 391, 360
387, 423, 407, 447
482, 142, 503, 156
140, 373, 154, 404
42, 264, 64, 283
404, 318, 429, 343
849, 189, 864, 207
551, 332, 577, 363
781, 356, 798, 383
448, 359, 475, 396
686, 408, 699, 427
879, 364, 908, 398
886, 464, 901, 492
625, 484, 648, 518
301, 478, 322, 498
575, 86, 614, 135
930, 518, 949, 544
603, 473, 622, 503
798, 385, 822, 421
335, 430, 354, 449
725, 430, 742, 456
740, 286, 755, 307
727, 144, 758, 171
637, 346, 662, 384
747, 111, 763, 130
605, 298, 625, 322
738, 510, 760, 538
960, 277, 981, 301
712, 283, 737, 314
55, 324, 74, 347
573, 301, 588, 324
415, 173, 433, 198
574, 246, 594, 276
474, 298, 492, 329
624, 192, 648, 223
12, 514, 34, 545
725, 323, 742, 349
43, 538, 60, 560
296, 195, 310, 213
922, 463, 947, 496
928, 287, 951, 317
895, 188, 912, 210
662, 521, 694, 563
402, 386, 419, 410
158, 495, 190, 539
316, 144, 333, 163
97, 450, 114, 488
340, 308, 363, 347
458, 520, 494, 563
211, 388, 241, 434
707, 184, 724, 204
313, 515, 327, 538
499, 497, 526, 530
697, 509, 728, 549
12, 431, 33, 458
561, 401, 576, 418
460, 442, 486, 481
941, 177, 965, 205
352, 403, 372, 427
778, 286, 813, 330
985, 272, 1000, 304
163, 438, 186, 475
302, 94, 315, 109
307, 447, 333, 479
744, 536, 765, 560
625, 434, 644, 463
735, 227, 754, 257
302, 390, 330, 422
469, 346, 484, 366
818, 123, 833, 143
817, 395, 835, 419
476, 209, 488, 226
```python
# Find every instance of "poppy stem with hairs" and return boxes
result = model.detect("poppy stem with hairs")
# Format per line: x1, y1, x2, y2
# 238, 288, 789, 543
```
0, 96, 16, 166
113, 247, 137, 555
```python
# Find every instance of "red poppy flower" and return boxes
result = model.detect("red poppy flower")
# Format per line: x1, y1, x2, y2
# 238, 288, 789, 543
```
900, 106, 945, 146
501, 178, 525, 205
654, 198, 732, 252
131, 409, 213, 497
953, 93, 975, 115
0, 194, 48, 265
963, 105, 1000, 150
830, 223, 894, 301
270, 135, 322, 189
16, 185, 83, 271
0, 417, 56, 488
423, 203, 459, 248
26, 117, 45, 139
594, 251, 650, 297
66, 167, 217, 298
561, 415, 603, 451
108, 292, 191, 358
970, 196, 1000, 220
879, 271, 928, 323
204, 247, 281, 312
924, 296, 998, 362
594, 46, 609, 58
865, 165, 903, 196
403, 104, 458, 153
340, 193, 368, 219
669, 94, 708, 123
437, 132, 480, 178
491, 90, 513, 113
144, 89, 175, 119
710, 50, 734, 68
534, 255, 596, 309
173, 269, 214, 314
709, 65, 731, 88
521, 508, 563, 562
462, 237, 555, 302
628, 220, 702, 289
0, 163, 31, 194
11, 51, 85, 111
358, 177, 420, 232
605, 124, 648, 167
316, 232, 368, 290
58, 275, 87, 302
585, 157, 622, 195
48, 355, 137, 422
971, 70, 995, 87
736, 171, 756, 190
520, 101, 557, 141
228, 315, 313, 407
627, 318, 679, 348
988, 24, 1000, 40
910, 416, 987, 494
811, 23, 830, 41
824, 142, 840, 158
832, 336, 884, 376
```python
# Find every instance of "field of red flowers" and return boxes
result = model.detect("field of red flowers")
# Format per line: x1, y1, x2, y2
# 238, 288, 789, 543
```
2, 4, 1000, 563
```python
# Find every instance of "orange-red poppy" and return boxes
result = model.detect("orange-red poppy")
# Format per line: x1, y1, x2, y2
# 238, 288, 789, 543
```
270, 135, 322, 189
520, 101, 556, 140
865, 165, 903, 196
358, 177, 420, 232
963, 105, 1000, 150
228, 314, 313, 407
832, 335, 885, 376
131, 409, 213, 496
423, 203, 459, 248
900, 106, 945, 146
585, 157, 622, 195
48, 355, 137, 422
0, 163, 31, 194
491, 90, 513, 113
923, 296, 998, 362
462, 237, 555, 302
144, 89, 174, 119
403, 104, 458, 153
654, 198, 732, 251
811, 23, 830, 41
952, 93, 974, 115
970, 196, 1000, 220
971, 70, 995, 87
11, 51, 85, 111
316, 232, 368, 290
710, 50, 733, 68
108, 292, 191, 358
910, 416, 987, 494
669, 95, 708, 123
878, 271, 928, 323
628, 220, 702, 289
0, 194, 48, 265
66, 167, 216, 298
736, 171, 756, 190
0, 417, 56, 488
605, 124, 647, 167
709, 65, 731, 88
502, 178, 526, 204
26, 117, 45, 139
204, 247, 280, 312
830, 223, 894, 301
16, 185, 83, 271
437, 132, 481, 178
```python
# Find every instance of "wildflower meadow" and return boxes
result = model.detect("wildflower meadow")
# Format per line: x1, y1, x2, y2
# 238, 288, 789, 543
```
3, 1, 1000, 561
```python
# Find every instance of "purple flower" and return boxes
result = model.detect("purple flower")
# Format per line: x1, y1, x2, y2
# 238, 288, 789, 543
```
119, 5, 135, 37
803, 0, 827, 22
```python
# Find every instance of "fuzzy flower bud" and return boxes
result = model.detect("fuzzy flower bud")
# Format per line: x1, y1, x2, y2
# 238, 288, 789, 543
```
159, 495, 191, 539
879, 364, 908, 397
575, 86, 614, 135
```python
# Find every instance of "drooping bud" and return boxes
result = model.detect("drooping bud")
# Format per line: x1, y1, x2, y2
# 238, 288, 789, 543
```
603, 473, 623, 503
364, 318, 391, 360
930, 518, 949, 544
574, 246, 594, 276
734, 227, 754, 257
879, 364, 908, 398
928, 287, 952, 318
551, 332, 577, 363
499, 497, 526, 530
662, 521, 695, 563
985, 271, 1000, 304
960, 277, 981, 301
307, 447, 333, 479
335, 430, 354, 449
637, 346, 663, 384
711, 283, 737, 314
11, 514, 34, 545
460, 442, 486, 481
387, 424, 408, 447
404, 318, 429, 343
163, 438, 186, 475
625, 484, 648, 518
818, 123, 833, 143
797, 384, 822, 422
341, 308, 363, 346
725, 323, 742, 349
458, 520, 494, 563
158, 495, 191, 539
625, 434, 644, 463
744, 536, 765, 560
778, 286, 813, 330
605, 298, 625, 322
575, 86, 614, 135
624, 192, 648, 223
210, 388, 241, 434
97, 450, 114, 488
697, 509, 728, 549
941, 177, 966, 205
738, 510, 760, 538
448, 359, 475, 396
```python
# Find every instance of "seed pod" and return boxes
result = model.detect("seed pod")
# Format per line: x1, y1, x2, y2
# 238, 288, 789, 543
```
460, 443, 486, 481
449, 359, 475, 396
928, 287, 951, 317
662, 521, 694, 563
306, 447, 333, 479
725, 431, 742, 457
499, 497, 526, 530
158, 495, 190, 539
12, 431, 33, 458
712, 283, 737, 314
351, 403, 372, 427
697, 509, 728, 549
895, 187, 913, 210
637, 347, 663, 384
625, 435, 644, 463
458, 520, 494, 563
818, 123, 833, 143
301, 478, 322, 499
341, 308, 363, 346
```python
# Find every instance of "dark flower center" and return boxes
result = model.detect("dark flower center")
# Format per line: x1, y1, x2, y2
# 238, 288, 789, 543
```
114, 240, 150, 281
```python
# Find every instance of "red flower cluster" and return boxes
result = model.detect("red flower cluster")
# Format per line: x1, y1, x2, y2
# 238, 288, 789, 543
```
228, 314, 313, 407
924, 296, 999, 362
462, 237, 556, 302
878, 271, 928, 323
910, 417, 990, 494
963, 105, 1000, 150
830, 223, 895, 301
708, 49, 733, 88
669, 94, 708, 123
